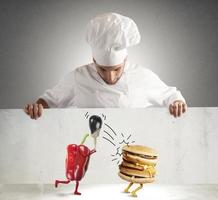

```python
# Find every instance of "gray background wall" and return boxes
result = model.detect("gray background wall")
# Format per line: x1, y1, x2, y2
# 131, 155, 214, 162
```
0, 0, 217, 108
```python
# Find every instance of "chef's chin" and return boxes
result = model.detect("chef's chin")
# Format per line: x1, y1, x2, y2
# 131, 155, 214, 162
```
104, 78, 120, 85
106, 82, 117, 85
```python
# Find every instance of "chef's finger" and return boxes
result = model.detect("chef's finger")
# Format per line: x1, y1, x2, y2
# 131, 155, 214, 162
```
178, 103, 182, 117
182, 103, 187, 113
173, 104, 178, 118
29, 104, 34, 119
24, 104, 30, 114
38, 104, 43, 118
33, 103, 39, 119
169, 104, 174, 115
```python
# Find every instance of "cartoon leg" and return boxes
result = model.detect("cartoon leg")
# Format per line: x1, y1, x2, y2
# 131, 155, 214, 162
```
130, 183, 143, 197
124, 182, 134, 193
55, 180, 70, 188
74, 181, 81, 195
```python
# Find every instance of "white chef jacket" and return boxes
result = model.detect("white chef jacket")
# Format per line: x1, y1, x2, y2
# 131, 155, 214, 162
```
39, 61, 186, 108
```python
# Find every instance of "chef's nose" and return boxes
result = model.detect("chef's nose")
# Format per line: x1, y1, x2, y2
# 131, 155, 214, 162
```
105, 71, 116, 83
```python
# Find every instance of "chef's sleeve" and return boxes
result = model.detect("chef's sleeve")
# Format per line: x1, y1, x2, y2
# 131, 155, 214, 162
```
146, 70, 186, 107
39, 71, 76, 108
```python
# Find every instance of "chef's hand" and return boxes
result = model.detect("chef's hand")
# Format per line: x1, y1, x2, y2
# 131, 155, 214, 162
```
24, 98, 49, 120
169, 100, 187, 118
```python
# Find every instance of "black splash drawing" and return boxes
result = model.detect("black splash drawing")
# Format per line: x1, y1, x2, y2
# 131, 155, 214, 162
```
101, 123, 136, 166
84, 112, 136, 166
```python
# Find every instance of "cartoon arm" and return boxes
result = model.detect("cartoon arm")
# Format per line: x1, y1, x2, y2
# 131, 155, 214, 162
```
89, 149, 96, 155
80, 133, 89, 144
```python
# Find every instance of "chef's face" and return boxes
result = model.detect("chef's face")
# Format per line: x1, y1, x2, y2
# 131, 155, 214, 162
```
94, 58, 125, 85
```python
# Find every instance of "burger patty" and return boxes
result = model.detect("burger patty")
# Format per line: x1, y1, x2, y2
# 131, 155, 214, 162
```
119, 165, 155, 178
118, 172, 155, 184
123, 153, 157, 166
120, 160, 144, 170
123, 150, 157, 159
120, 171, 146, 179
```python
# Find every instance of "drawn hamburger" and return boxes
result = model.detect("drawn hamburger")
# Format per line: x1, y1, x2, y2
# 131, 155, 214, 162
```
118, 145, 158, 197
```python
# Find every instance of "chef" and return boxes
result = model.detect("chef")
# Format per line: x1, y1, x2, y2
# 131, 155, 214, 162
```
24, 13, 187, 119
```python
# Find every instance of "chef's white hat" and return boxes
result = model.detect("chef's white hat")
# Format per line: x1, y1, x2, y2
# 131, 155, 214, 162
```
86, 13, 141, 66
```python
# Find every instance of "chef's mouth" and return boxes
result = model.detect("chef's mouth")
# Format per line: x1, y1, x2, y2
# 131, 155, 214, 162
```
97, 72, 121, 85
105, 80, 118, 85
103, 77, 122, 85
